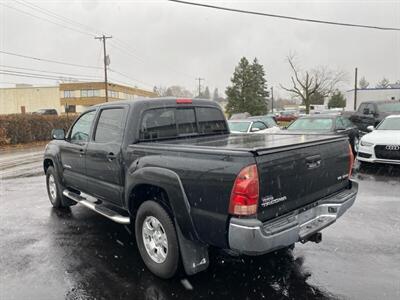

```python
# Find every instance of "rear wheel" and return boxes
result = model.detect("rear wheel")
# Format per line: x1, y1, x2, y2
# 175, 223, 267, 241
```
135, 200, 180, 279
45, 166, 75, 208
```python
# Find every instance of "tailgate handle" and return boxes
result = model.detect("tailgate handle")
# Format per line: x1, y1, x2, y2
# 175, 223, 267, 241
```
306, 155, 321, 169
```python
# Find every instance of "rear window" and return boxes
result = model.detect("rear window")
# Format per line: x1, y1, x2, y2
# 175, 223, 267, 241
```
196, 107, 227, 134
288, 118, 333, 131
139, 106, 227, 141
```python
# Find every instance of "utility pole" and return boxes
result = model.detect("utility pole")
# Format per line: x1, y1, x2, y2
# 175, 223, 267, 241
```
195, 77, 204, 97
353, 67, 358, 110
270, 86, 274, 113
95, 35, 112, 102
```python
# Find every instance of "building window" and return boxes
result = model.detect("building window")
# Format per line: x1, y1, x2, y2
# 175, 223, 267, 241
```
81, 89, 100, 97
109, 90, 118, 98
64, 90, 74, 98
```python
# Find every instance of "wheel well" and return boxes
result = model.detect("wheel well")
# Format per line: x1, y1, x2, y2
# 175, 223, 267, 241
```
129, 184, 171, 217
43, 159, 54, 173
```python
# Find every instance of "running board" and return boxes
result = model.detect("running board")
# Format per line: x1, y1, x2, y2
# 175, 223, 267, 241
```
63, 190, 130, 224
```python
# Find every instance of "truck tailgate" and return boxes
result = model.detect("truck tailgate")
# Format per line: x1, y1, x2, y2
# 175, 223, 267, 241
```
255, 137, 351, 222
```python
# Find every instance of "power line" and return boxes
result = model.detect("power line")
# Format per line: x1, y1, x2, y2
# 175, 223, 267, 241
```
0, 50, 102, 70
0, 71, 97, 82
168, 0, 400, 31
5, 1, 195, 81
12, 0, 101, 36
0, 64, 102, 79
0, 2, 95, 37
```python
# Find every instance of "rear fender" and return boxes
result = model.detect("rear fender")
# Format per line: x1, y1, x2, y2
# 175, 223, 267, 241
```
125, 166, 199, 241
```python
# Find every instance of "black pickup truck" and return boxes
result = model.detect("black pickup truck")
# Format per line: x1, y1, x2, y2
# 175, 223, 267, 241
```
349, 100, 400, 132
44, 98, 358, 278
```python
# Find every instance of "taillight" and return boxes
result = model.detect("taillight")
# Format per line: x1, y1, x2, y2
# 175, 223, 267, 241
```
229, 164, 259, 216
348, 143, 354, 178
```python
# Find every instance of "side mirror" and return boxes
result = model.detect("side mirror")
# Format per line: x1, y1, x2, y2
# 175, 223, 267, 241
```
51, 129, 65, 140
251, 127, 260, 132
367, 125, 375, 132
363, 108, 370, 115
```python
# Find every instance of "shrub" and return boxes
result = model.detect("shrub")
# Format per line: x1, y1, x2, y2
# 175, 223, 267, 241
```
0, 114, 76, 146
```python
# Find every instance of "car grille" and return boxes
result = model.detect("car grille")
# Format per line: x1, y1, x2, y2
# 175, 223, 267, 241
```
374, 145, 400, 160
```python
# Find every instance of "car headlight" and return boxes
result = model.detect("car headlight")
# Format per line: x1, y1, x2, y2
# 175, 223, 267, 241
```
360, 140, 373, 147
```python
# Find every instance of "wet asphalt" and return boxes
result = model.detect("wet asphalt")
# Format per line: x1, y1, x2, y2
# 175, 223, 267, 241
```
0, 147, 399, 300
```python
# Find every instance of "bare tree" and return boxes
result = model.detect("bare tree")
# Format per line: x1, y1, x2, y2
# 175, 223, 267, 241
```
376, 78, 390, 88
280, 54, 347, 113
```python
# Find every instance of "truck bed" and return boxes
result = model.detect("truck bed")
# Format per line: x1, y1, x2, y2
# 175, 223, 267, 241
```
137, 133, 348, 155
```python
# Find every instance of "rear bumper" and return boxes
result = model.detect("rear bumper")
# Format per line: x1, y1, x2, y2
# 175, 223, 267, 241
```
228, 181, 358, 255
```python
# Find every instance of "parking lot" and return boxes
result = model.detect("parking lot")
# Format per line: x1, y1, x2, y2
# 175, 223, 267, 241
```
1, 147, 399, 300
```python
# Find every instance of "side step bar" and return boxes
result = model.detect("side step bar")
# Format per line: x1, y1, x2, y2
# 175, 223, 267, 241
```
63, 190, 130, 225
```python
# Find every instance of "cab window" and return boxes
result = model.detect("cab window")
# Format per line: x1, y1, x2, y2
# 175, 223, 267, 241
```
69, 111, 96, 143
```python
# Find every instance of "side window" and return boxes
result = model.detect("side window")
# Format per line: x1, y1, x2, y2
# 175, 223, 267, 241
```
367, 104, 376, 114
358, 103, 367, 113
196, 107, 228, 134
69, 111, 96, 143
342, 117, 353, 128
94, 108, 125, 143
140, 108, 177, 140
251, 121, 267, 131
176, 108, 197, 135
335, 117, 346, 129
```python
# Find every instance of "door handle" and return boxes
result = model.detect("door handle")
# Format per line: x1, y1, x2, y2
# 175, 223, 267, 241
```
79, 148, 85, 156
106, 152, 116, 161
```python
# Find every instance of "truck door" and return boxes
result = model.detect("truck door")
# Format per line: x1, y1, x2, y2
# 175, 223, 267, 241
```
60, 110, 96, 192
85, 106, 127, 205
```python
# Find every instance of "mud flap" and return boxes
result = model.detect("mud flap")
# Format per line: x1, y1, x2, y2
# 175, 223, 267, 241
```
176, 224, 209, 275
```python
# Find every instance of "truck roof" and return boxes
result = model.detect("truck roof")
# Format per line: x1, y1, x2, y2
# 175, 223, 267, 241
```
93, 97, 220, 110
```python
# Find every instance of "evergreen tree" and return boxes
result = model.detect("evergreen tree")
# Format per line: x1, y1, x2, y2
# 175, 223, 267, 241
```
309, 91, 325, 105
328, 90, 346, 108
359, 77, 369, 89
213, 88, 219, 101
203, 86, 210, 99
225, 57, 268, 116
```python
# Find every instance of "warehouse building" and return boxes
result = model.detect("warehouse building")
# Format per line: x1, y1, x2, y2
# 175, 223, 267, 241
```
0, 82, 156, 115
345, 86, 400, 111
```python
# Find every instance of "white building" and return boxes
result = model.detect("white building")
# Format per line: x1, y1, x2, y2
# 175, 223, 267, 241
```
345, 87, 400, 111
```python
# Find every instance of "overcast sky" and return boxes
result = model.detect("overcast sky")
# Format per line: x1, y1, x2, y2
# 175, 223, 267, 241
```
1, 0, 399, 98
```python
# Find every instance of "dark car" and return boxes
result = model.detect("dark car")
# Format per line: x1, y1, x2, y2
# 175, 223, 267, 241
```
287, 114, 360, 153
32, 108, 58, 115
43, 98, 357, 279
349, 100, 400, 132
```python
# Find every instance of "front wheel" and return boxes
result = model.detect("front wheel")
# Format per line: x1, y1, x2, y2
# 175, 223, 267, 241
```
135, 200, 180, 279
46, 166, 75, 208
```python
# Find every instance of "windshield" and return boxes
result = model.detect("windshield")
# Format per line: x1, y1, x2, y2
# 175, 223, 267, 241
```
249, 116, 277, 127
377, 118, 400, 130
377, 102, 400, 112
288, 118, 333, 131
228, 121, 250, 132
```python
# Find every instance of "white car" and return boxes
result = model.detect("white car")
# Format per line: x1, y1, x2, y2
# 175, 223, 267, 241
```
228, 119, 281, 134
357, 115, 400, 165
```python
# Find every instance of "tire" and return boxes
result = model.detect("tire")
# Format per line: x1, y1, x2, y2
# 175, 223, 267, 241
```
135, 200, 180, 279
45, 166, 75, 208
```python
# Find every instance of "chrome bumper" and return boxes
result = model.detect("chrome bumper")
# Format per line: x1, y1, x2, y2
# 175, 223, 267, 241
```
228, 181, 358, 255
